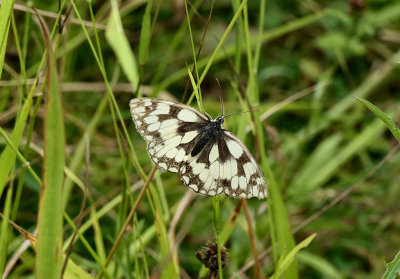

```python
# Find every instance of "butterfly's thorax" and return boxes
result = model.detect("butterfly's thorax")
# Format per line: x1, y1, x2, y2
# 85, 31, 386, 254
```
191, 117, 224, 157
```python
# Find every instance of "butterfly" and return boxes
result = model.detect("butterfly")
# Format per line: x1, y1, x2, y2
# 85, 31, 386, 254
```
129, 98, 267, 199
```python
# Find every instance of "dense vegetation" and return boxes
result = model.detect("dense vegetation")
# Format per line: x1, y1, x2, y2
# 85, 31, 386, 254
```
0, 0, 400, 278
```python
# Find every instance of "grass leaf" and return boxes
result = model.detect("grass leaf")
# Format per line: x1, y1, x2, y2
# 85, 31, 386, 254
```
355, 96, 400, 144
35, 16, 65, 279
106, 0, 139, 90
301, 117, 386, 190
138, 0, 153, 66
297, 251, 344, 279
382, 251, 400, 279
0, 82, 36, 198
272, 234, 316, 279
0, 0, 15, 78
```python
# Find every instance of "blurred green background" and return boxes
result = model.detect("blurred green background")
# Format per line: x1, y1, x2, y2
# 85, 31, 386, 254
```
0, 0, 400, 278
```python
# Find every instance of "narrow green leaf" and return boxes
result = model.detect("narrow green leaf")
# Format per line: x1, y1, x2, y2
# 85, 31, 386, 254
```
303, 117, 386, 190
63, 95, 108, 206
213, 196, 223, 279
297, 251, 344, 279
106, 0, 139, 90
187, 67, 203, 112
184, 0, 201, 100
151, 191, 179, 279
138, 0, 152, 65
35, 19, 65, 279
0, 80, 37, 198
289, 134, 343, 196
3, 213, 92, 279
63, 259, 93, 279
267, 174, 297, 277
382, 251, 400, 279
272, 234, 316, 279
355, 96, 400, 144
0, 126, 42, 185
0, 184, 13, 275
0, 0, 15, 78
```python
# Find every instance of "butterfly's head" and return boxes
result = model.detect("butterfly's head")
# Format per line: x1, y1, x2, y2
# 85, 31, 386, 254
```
215, 116, 225, 126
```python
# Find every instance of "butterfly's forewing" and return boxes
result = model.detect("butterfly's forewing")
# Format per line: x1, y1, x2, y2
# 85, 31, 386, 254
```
130, 98, 208, 173
129, 97, 268, 199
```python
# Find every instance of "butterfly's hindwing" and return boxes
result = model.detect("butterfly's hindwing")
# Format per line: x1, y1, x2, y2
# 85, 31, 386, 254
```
129, 97, 268, 199
179, 131, 267, 199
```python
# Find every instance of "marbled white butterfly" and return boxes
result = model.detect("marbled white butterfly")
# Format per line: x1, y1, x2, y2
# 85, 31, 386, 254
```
129, 98, 267, 199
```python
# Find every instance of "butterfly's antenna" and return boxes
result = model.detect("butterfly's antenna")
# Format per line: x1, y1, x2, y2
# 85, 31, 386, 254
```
223, 109, 259, 119
199, 99, 212, 120
214, 78, 224, 116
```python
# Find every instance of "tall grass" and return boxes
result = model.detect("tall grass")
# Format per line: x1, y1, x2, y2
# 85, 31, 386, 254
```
1, 1, 400, 279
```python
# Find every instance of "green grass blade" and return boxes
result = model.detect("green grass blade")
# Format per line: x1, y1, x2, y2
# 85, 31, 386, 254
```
289, 134, 343, 196
213, 196, 223, 279
0, 79, 37, 198
0, 0, 15, 79
197, 0, 248, 89
382, 251, 400, 279
63, 259, 93, 279
35, 21, 65, 279
303, 117, 386, 190
0, 183, 13, 276
355, 96, 400, 144
187, 67, 203, 112
239, 1, 298, 276
0, 126, 41, 185
63, 95, 108, 206
138, 0, 152, 66
158, 11, 324, 92
297, 251, 344, 279
106, 0, 139, 90
184, 0, 201, 99
271, 234, 316, 279
150, 0, 203, 93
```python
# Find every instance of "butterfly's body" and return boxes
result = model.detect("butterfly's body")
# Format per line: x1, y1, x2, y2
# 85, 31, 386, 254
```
130, 98, 267, 199
191, 117, 224, 157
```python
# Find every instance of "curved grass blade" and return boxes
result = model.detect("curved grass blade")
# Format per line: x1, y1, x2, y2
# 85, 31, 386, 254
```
271, 234, 316, 279
297, 251, 344, 279
355, 96, 400, 144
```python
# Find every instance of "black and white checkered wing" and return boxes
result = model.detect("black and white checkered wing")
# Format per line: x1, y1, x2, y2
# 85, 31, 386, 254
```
179, 130, 267, 199
130, 98, 208, 173
129, 97, 268, 199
